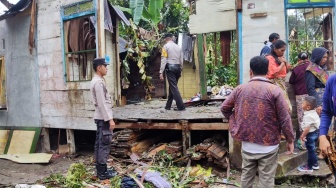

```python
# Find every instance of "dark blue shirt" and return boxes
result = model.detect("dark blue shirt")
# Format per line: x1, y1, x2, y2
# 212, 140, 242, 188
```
260, 42, 272, 56
319, 74, 336, 136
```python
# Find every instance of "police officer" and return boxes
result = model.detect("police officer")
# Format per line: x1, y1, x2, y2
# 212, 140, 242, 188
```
90, 57, 115, 180
160, 33, 186, 111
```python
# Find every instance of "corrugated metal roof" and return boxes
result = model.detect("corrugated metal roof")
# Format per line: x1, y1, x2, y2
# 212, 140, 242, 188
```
0, 0, 32, 21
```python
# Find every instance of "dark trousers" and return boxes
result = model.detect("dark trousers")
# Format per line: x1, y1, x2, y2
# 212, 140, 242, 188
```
305, 130, 319, 168
165, 64, 185, 110
94, 120, 113, 164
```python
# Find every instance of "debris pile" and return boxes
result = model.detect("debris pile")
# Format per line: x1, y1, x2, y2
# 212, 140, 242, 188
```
111, 129, 141, 158
187, 136, 228, 169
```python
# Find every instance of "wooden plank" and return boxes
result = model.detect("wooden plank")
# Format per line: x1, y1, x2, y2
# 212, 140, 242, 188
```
0, 130, 10, 154
0, 153, 52, 164
0, 57, 6, 108
189, 123, 229, 130
115, 122, 228, 130
7, 130, 35, 154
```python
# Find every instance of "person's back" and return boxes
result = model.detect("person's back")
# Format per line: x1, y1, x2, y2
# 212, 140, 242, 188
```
226, 78, 291, 145
164, 41, 183, 65
221, 56, 293, 188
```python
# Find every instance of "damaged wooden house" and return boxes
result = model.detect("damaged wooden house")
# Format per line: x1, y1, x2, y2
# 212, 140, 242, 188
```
0, 0, 336, 177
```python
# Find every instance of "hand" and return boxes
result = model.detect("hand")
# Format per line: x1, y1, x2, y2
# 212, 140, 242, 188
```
319, 135, 331, 155
316, 106, 322, 116
300, 137, 306, 142
109, 119, 116, 131
160, 73, 164, 81
285, 141, 294, 155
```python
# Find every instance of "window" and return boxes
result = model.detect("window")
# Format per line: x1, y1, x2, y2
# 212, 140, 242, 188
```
0, 56, 6, 109
286, 1, 334, 70
61, 0, 96, 82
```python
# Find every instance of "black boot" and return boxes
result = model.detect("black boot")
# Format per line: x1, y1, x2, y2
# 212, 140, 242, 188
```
96, 163, 116, 180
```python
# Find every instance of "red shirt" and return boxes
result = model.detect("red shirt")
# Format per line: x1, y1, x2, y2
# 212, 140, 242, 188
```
266, 56, 287, 79
220, 78, 294, 146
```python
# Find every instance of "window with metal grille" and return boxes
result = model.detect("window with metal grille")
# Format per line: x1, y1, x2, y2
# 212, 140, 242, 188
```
61, 0, 96, 82
286, 0, 335, 70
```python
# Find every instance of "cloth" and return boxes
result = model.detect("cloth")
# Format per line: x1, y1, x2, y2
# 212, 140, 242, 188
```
181, 33, 194, 63
305, 70, 327, 106
305, 130, 319, 169
90, 75, 113, 121
242, 141, 279, 154
134, 169, 172, 188
220, 77, 294, 146
320, 74, 336, 136
94, 120, 112, 164
266, 55, 287, 79
165, 64, 185, 110
160, 41, 183, 74
301, 110, 320, 132
310, 47, 329, 66
296, 94, 309, 127
241, 147, 279, 188
269, 77, 292, 113
260, 41, 272, 56
289, 61, 309, 95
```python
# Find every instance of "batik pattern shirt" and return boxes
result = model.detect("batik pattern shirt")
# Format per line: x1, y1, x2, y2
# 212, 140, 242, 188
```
221, 78, 294, 146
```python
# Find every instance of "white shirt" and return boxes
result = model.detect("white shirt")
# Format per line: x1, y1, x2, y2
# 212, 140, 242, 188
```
242, 142, 279, 154
301, 110, 320, 132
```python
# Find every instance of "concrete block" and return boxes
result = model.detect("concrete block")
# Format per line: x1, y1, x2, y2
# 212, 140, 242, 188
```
38, 24, 61, 40
37, 38, 62, 54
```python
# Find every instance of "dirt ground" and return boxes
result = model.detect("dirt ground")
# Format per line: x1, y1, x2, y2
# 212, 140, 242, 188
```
0, 150, 332, 188
0, 152, 91, 187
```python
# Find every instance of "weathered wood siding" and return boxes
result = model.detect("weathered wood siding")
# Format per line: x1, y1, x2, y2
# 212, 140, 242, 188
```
189, 0, 236, 34
241, 0, 286, 83
37, 0, 114, 130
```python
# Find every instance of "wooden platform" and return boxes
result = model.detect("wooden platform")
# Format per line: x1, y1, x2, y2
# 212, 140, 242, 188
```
113, 100, 226, 122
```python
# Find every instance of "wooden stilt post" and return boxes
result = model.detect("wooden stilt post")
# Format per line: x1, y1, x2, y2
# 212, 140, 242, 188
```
66, 129, 76, 155
41, 128, 50, 152
181, 120, 190, 155
196, 34, 207, 100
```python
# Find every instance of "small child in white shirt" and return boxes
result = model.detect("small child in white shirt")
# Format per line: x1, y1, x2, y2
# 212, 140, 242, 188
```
297, 96, 320, 172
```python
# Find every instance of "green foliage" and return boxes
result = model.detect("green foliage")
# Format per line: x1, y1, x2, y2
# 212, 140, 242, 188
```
65, 163, 90, 188
41, 173, 66, 188
129, 0, 145, 25
148, 0, 163, 25
110, 176, 122, 188
205, 32, 238, 87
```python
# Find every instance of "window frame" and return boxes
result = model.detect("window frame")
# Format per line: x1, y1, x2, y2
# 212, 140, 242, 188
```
286, 0, 335, 9
61, 0, 97, 82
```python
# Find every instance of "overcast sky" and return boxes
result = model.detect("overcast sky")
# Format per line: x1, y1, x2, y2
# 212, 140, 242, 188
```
0, 0, 19, 15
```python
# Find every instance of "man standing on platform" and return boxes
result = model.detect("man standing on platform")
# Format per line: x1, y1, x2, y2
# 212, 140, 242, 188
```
160, 33, 186, 111
90, 57, 116, 180
221, 56, 294, 188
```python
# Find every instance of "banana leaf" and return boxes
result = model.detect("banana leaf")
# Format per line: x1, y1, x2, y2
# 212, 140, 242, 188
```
148, 0, 163, 25
129, 0, 144, 25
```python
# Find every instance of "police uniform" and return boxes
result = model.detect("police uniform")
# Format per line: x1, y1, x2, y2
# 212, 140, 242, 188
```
90, 58, 115, 180
160, 35, 186, 110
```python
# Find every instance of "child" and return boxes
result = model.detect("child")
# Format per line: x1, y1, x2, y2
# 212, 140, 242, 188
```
297, 96, 320, 172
